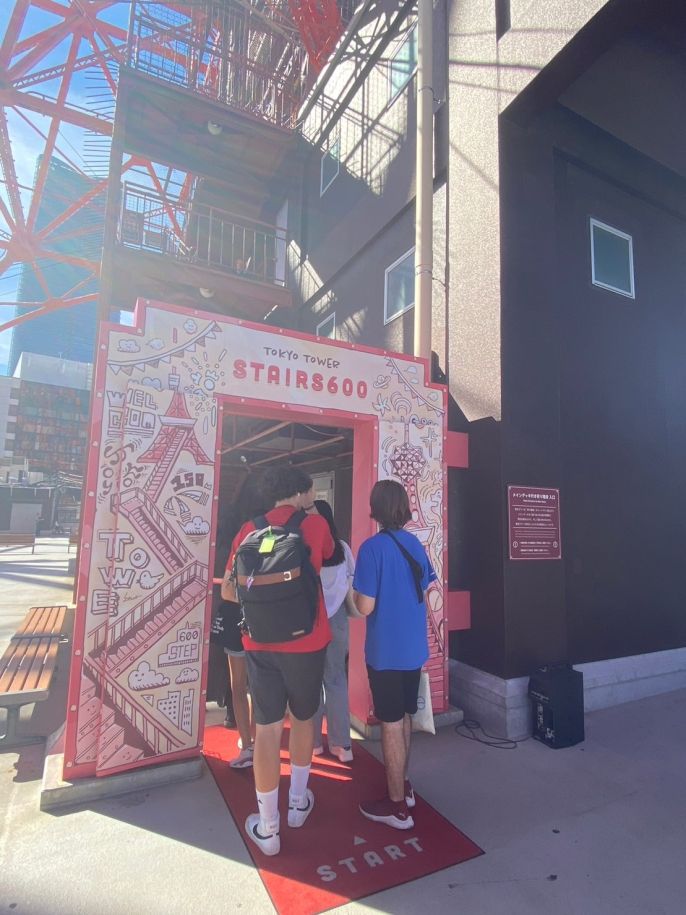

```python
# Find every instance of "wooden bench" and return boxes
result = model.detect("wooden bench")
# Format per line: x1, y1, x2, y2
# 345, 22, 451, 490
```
0, 532, 36, 554
0, 605, 69, 747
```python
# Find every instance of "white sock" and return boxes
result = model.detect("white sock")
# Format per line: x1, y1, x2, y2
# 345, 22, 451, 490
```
289, 763, 311, 801
256, 787, 279, 832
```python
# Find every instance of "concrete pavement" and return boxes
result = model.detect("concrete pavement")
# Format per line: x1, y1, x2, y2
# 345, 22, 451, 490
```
2, 541, 685, 914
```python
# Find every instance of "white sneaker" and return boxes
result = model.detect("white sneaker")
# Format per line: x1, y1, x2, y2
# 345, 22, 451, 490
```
312, 745, 324, 757
330, 745, 353, 763
288, 788, 315, 828
245, 813, 280, 856
229, 746, 254, 769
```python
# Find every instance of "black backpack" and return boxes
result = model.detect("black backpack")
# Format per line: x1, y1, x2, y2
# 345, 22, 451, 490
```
232, 510, 320, 643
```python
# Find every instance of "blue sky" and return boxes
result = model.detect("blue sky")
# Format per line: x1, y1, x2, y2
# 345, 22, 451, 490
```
0, 1, 131, 374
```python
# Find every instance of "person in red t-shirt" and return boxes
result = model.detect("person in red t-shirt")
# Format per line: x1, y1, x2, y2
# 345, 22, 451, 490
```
222, 466, 334, 856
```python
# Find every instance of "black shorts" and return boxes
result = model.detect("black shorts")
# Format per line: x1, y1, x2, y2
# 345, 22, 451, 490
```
367, 666, 422, 723
246, 649, 326, 725
211, 599, 245, 654
220, 601, 245, 655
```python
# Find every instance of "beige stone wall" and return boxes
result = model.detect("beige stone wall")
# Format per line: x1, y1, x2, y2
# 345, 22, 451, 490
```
446, 0, 610, 421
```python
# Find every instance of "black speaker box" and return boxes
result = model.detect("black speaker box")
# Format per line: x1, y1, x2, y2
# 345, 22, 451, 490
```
529, 665, 584, 749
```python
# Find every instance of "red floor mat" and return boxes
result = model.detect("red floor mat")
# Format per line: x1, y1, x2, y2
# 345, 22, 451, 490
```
204, 725, 483, 915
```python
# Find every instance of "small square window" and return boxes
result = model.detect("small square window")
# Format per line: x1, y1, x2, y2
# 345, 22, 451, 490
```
389, 26, 417, 104
316, 312, 335, 339
384, 249, 415, 324
590, 218, 635, 298
320, 135, 340, 196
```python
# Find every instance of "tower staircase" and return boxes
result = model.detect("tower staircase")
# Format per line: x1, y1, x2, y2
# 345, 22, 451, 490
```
88, 561, 207, 678
75, 671, 148, 768
143, 425, 191, 501
116, 487, 192, 573
425, 610, 445, 707
79, 560, 207, 768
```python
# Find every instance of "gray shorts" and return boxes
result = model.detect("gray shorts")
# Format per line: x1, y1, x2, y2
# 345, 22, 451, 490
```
246, 649, 326, 725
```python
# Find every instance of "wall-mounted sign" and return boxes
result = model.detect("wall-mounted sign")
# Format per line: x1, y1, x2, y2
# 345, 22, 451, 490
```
508, 485, 561, 560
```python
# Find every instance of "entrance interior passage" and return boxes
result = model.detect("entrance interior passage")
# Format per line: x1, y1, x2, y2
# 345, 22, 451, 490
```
218, 416, 353, 542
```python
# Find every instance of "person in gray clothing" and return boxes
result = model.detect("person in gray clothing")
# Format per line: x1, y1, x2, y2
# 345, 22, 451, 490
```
304, 497, 355, 763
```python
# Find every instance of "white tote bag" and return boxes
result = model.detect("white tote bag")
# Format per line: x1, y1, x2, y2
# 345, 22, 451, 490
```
411, 670, 435, 735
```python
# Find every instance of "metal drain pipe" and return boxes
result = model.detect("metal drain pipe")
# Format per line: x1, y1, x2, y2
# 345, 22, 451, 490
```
414, 0, 434, 361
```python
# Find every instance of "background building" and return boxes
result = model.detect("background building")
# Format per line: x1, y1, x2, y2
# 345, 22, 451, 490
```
9, 378, 89, 476
285, 0, 686, 732
13, 352, 93, 391
0, 352, 90, 532
7, 157, 104, 374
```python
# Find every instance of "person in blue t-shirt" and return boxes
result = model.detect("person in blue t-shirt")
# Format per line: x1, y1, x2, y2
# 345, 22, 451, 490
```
353, 479, 437, 830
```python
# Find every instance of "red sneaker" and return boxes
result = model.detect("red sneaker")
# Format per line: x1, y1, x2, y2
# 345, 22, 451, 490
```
359, 796, 414, 830
404, 779, 415, 808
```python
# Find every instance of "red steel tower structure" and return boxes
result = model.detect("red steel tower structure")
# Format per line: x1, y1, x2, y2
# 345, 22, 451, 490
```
0, 0, 349, 340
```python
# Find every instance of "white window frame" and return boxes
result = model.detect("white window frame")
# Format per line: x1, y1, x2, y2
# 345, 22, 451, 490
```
384, 248, 415, 325
388, 25, 418, 105
590, 218, 635, 299
320, 133, 340, 196
316, 312, 336, 339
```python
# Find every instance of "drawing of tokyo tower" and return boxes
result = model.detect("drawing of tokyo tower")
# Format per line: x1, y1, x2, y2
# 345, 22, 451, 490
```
115, 371, 213, 573
390, 426, 444, 657
138, 371, 213, 502
390, 425, 430, 534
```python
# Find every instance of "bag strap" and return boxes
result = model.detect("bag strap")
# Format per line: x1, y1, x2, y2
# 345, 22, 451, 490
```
233, 517, 269, 583
284, 508, 307, 533
380, 530, 424, 603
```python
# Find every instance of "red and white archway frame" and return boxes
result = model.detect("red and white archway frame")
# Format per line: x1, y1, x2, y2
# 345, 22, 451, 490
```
64, 298, 463, 779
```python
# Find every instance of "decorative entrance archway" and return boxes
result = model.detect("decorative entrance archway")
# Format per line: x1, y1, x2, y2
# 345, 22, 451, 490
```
64, 299, 451, 779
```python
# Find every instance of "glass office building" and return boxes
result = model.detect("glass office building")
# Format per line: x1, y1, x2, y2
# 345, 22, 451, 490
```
8, 157, 104, 374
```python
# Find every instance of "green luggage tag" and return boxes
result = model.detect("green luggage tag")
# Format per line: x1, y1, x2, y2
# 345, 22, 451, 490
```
259, 528, 276, 554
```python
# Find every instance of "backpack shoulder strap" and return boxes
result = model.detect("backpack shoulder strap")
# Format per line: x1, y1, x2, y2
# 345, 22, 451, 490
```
284, 508, 307, 532
380, 530, 424, 602
252, 515, 269, 530
285, 509, 316, 572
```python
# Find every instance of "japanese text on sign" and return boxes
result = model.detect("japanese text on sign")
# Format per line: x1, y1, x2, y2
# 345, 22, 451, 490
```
508, 485, 561, 560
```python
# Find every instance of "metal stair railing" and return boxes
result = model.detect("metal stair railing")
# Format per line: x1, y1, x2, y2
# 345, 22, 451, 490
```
119, 183, 286, 286
87, 560, 204, 656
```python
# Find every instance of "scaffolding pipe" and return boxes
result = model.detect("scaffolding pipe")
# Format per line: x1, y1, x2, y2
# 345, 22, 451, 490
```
414, 0, 433, 361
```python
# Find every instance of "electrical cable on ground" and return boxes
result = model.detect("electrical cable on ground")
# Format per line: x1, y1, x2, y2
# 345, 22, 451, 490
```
455, 718, 529, 750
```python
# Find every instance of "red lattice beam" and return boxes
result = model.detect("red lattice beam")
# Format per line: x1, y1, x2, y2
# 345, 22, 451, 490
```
0, 0, 127, 337
0, 0, 347, 338
288, 0, 343, 72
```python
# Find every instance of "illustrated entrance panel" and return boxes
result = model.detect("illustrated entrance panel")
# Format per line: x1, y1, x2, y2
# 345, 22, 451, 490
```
64, 300, 448, 779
